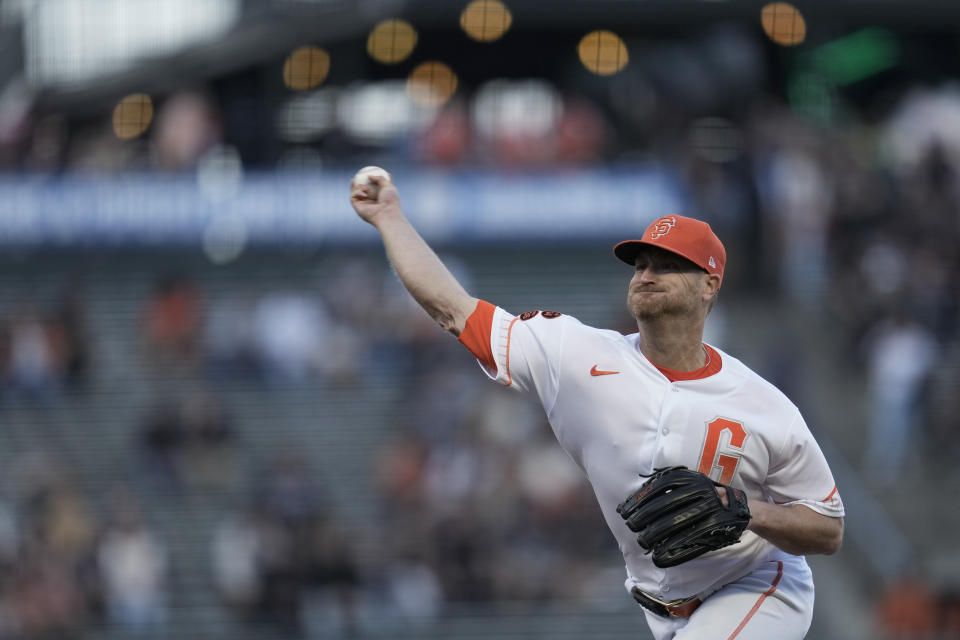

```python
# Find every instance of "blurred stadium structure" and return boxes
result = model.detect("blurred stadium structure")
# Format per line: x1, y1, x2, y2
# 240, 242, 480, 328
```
2, 1, 960, 639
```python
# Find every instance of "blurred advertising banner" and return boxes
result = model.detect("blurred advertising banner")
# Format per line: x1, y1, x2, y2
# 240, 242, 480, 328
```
0, 169, 684, 246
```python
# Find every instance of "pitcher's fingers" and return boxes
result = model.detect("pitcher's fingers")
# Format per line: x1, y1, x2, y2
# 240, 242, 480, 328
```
367, 173, 392, 186
350, 184, 371, 199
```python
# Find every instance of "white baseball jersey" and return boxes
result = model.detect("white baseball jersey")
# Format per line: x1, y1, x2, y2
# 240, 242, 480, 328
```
458, 301, 844, 635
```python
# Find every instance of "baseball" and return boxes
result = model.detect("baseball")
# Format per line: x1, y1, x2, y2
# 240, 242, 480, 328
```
352, 166, 391, 199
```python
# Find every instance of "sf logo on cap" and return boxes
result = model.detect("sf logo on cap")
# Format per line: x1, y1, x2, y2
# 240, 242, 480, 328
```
649, 216, 677, 239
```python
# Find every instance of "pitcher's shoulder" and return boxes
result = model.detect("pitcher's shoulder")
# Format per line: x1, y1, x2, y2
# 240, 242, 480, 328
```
710, 346, 798, 406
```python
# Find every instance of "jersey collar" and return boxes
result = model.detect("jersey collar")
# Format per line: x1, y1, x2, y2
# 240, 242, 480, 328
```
646, 344, 723, 382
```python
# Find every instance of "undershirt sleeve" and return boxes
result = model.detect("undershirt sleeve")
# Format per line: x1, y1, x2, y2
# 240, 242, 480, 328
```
458, 299, 497, 371
456, 300, 568, 412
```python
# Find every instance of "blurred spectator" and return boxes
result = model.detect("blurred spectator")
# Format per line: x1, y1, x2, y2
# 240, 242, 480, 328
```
251, 292, 329, 385
250, 512, 300, 633
143, 274, 205, 368
875, 571, 938, 640
421, 430, 500, 514
516, 433, 586, 520
383, 555, 442, 624
36, 484, 95, 571
862, 311, 937, 485
1, 454, 99, 638
212, 507, 267, 616
0, 319, 11, 395
180, 389, 238, 490
139, 398, 185, 489
416, 100, 471, 165
0, 78, 34, 169
404, 361, 483, 442
153, 90, 223, 171
256, 452, 318, 526
554, 98, 610, 165
67, 122, 144, 172
46, 286, 92, 390
298, 515, 360, 636
429, 512, 496, 602
923, 345, 960, 464
138, 390, 236, 491
96, 486, 168, 633
883, 84, 960, 186
323, 257, 431, 380
6, 545, 89, 639
0, 500, 17, 567
0, 290, 91, 400
940, 588, 960, 639
213, 456, 360, 636
757, 144, 832, 302
203, 294, 259, 379
321, 259, 383, 335
24, 114, 68, 172
7, 308, 60, 399
374, 430, 430, 513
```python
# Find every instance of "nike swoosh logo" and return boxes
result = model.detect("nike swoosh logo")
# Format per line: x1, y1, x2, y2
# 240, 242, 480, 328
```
590, 365, 620, 376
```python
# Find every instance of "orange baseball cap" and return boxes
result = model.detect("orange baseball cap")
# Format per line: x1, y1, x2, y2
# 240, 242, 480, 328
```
613, 215, 726, 284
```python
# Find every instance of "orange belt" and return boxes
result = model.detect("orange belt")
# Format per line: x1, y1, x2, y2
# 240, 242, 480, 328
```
631, 586, 703, 619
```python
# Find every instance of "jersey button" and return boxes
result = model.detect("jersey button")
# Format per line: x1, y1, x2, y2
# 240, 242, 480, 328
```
671, 385, 679, 393
661, 585, 671, 593
661, 427, 670, 435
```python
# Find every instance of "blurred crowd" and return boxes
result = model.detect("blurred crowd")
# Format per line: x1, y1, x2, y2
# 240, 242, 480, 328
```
0, 455, 167, 639
876, 571, 960, 640
0, 252, 620, 638
741, 88, 960, 484
372, 364, 612, 610
140, 257, 620, 629
210, 452, 361, 638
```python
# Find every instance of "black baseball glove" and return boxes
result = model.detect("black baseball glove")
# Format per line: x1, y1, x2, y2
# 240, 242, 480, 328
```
616, 466, 751, 568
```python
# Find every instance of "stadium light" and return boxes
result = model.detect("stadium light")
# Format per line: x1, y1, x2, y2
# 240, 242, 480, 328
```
282, 46, 331, 91
761, 2, 806, 47
578, 30, 628, 76
112, 93, 153, 140
367, 19, 418, 64
460, 0, 513, 43
407, 62, 458, 107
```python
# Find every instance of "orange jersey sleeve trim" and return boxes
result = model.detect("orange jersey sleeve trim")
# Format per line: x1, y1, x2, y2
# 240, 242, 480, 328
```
503, 316, 519, 387
821, 485, 838, 502
458, 300, 497, 371
773, 484, 839, 505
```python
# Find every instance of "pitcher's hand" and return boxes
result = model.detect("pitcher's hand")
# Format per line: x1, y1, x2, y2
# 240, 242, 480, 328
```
350, 174, 402, 228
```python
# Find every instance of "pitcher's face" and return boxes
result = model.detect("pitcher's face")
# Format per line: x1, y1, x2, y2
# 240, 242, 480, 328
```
627, 246, 710, 321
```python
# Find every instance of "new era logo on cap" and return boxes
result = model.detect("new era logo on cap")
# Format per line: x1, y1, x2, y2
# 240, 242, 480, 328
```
708, 256, 717, 269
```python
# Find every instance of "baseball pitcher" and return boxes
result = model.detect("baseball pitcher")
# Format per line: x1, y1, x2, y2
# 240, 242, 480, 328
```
350, 172, 844, 640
